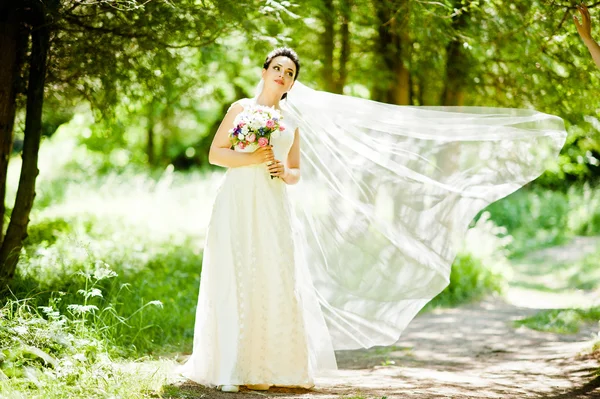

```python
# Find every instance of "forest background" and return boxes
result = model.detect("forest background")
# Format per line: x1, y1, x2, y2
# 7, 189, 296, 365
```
0, 0, 599, 397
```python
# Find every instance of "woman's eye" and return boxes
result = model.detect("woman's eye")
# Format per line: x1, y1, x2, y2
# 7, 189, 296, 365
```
287, 72, 293, 77
274, 66, 280, 70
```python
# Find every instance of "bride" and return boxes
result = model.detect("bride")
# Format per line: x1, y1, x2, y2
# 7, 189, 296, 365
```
176, 47, 567, 392
177, 47, 334, 392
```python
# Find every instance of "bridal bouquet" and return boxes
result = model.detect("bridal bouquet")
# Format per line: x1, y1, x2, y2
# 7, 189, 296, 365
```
229, 104, 286, 179
229, 104, 285, 151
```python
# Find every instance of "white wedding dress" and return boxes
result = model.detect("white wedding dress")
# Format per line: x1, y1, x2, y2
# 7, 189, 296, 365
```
176, 97, 337, 388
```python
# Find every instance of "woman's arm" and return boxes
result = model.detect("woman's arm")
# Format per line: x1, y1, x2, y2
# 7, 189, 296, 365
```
282, 127, 301, 185
208, 103, 274, 168
574, 4, 600, 69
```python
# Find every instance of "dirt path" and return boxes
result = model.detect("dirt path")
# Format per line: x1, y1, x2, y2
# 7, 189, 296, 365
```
167, 238, 600, 398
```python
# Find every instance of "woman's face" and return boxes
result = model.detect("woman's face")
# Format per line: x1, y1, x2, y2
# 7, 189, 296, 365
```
262, 55, 296, 96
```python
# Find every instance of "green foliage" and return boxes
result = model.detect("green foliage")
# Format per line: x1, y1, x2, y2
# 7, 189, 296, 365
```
2, 143, 224, 395
30, 0, 598, 183
0, 274, 174, 398
424, 210, 513, 310
5, 137, 221, 358
510, 248, 600, 293
514, 306, 600, 334
15, 213, 202, 357
482, 184, 600, 257
426, 252, 506, 310
566, 250, 600, 290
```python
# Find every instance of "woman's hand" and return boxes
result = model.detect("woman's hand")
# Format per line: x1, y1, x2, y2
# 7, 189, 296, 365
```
574, 3, 593, 42
251, 145, 275, 165
573, 3, 600, 69
267, 159, 286, 178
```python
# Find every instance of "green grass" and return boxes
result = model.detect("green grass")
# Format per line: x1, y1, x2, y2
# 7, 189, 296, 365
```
14, 212, 203, 358
567, 250, 600, 290
513, 306, 600, 334
0, 294, 176, 398
509, 248, 600, 293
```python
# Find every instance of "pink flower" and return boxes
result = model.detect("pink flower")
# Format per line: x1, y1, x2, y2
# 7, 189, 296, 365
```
247, 133, 256, 143
258, 137, 269, 147
266, 119, 275, 128
279, 125, 285, 131
237, 142, 246, 150
239, 122, 246, 127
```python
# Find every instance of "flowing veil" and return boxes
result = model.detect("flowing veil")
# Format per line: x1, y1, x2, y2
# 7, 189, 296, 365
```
256, 79, 567, 352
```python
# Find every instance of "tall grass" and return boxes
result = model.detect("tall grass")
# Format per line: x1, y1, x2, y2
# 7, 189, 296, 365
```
0, 267, 175, 398
11, 172, 219, 357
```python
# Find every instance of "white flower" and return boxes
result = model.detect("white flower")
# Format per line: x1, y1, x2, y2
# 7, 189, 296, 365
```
238, 133, 245, 141
93, 263, 117, 280
77, 288, 103, 299
67, 304, 99, 315
249, 119, 261, 130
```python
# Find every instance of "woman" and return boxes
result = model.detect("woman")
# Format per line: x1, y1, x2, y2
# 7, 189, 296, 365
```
177, 47, 567, 392
177, 48, 335, 392
574, 3, 600, 69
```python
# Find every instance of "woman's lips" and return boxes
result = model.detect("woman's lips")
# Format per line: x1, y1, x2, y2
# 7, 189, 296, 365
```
275, 79, 284, 85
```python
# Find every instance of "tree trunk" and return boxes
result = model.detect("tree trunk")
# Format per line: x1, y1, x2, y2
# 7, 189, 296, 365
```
373, 0, 410, 105
321, 0, 336, 92
160, 104, 170, 164
441, 38, 467, 106
147, 102, 155, 166
333, 0, 351, 94
391, 51, 410, 105
0, 4, 26, 242
441, 2, 470, 106
0, 3, 50, 285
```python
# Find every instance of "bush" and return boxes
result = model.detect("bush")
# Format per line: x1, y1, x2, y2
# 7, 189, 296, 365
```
482, 183, 600, 257
426, 212, 512, 310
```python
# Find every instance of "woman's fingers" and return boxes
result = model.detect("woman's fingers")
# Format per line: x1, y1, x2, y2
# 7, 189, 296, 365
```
258, 146, 275, 162
580, 4, 591, 22
267, 160, 284, 176
574, 14, 582, 30
574, 4, 592, 37
267, 160, 280, 172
